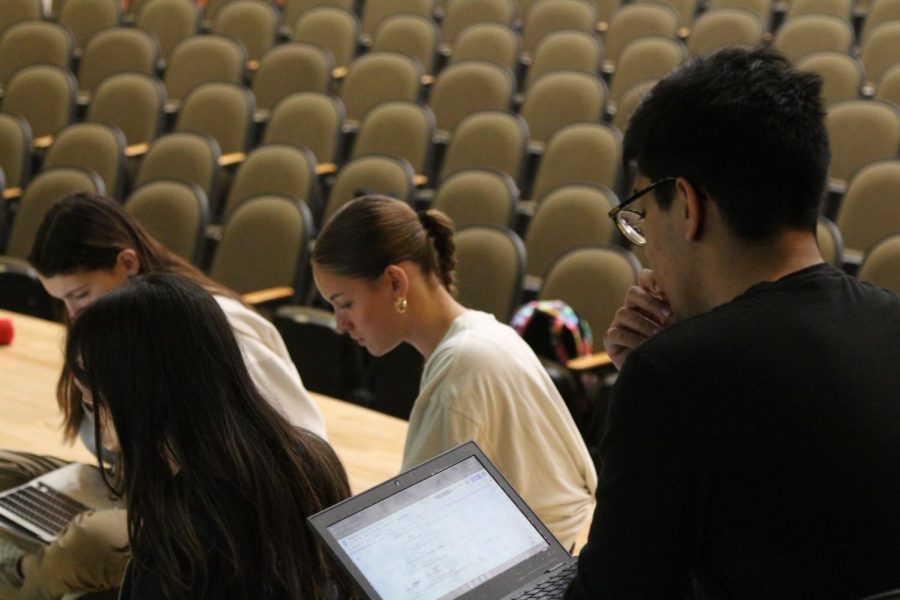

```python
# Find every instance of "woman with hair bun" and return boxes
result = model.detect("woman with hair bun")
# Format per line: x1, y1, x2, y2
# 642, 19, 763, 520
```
312, 195, 597, 549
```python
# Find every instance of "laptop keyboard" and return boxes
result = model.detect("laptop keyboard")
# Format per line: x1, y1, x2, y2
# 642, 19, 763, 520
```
513, 562, 578, 599
0, 483, 88, 536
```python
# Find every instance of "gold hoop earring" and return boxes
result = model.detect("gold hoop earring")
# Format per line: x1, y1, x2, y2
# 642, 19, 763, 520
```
395, 297, 408, 314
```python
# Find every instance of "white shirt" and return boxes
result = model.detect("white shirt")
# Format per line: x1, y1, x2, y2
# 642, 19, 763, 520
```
403, 310, 597, 549
216, 296, 327, 440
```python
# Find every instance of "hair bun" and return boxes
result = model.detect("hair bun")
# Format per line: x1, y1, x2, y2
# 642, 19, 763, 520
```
417, 210, 433, 234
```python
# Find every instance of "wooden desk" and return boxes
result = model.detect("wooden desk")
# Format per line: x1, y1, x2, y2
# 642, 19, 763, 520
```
0, 309, 406, 494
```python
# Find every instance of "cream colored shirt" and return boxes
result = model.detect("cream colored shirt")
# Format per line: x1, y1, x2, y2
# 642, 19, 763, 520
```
403, 310, 597, 549
216, 296, 327, 441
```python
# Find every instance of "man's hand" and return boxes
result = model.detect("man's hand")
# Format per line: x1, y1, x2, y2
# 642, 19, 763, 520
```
603, 269, 673, 370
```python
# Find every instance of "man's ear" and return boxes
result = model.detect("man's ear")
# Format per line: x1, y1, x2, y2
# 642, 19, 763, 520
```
384, 264, 410, 297
678, 178, 705, 242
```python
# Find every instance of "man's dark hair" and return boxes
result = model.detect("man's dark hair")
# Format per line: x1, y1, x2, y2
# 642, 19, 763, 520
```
624, 46, 830, 241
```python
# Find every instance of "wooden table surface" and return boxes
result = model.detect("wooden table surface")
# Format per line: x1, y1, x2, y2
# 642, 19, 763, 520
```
0, 309, 406, 494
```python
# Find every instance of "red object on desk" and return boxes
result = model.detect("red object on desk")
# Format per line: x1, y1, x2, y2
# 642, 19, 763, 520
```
0, 319, 14, 345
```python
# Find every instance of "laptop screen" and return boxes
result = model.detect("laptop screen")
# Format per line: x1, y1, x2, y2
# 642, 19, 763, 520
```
326, 456, 549, 600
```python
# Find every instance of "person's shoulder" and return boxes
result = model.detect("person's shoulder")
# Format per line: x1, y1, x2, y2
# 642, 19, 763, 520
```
434, 311, 531, 363
213, 295, 276, 338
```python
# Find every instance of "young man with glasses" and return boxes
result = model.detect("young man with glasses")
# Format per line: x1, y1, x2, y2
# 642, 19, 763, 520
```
566, 46, 900, 598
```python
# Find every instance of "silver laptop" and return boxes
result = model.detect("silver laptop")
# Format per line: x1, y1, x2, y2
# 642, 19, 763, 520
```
0, 463, 124, 545
308, 442, 578, 600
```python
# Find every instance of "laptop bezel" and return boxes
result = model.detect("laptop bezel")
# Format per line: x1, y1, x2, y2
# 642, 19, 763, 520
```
308, 441, 575, 600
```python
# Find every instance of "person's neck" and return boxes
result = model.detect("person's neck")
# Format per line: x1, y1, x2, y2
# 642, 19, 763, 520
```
405, 283, 466, 361
697, 229, 825, 314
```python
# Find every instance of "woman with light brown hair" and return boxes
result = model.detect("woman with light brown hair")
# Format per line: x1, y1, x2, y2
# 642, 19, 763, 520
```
312, 195, 597, 550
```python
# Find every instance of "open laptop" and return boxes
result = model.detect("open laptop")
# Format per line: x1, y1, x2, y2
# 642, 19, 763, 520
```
308, 441, 578, 600
0, 463, 124, 545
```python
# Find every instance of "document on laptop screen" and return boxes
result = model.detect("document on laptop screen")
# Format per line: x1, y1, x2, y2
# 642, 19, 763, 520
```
327, 456, 549, 600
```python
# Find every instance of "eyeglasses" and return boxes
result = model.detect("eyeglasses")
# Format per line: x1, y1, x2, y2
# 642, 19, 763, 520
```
608, 177, 677, 247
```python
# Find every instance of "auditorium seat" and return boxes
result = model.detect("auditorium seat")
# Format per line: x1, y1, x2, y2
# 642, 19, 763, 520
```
454, 225, 526, 322
134, 132, 222, 216
608, 37, 684, 115
86, 72, 165, 159
523, 30, 604, 92
528, 121, 623, 206
783, 0, 852, 22
320, 154, 416, 227
291, 7, 359, 79
209, 194, 314, 303
3, 166, 105, 259
858, 233, 900, 295
602, 3, 679, 75
824, 99, 900, 204
0, 20, 72, 96
537, 244, 640, 341
251, 43, 334, 123
432, 168, 519, 230
835, 158, 900, 264
520, 0, 598, 60
218, 144, 320, 225
524, 184, 618, 293
772, 14, 854, 64
1, 64, 76, 148
437, 110, 529, 189
43, 122, 127, 201
357, 0, 432, 48
163, 34, 246, 114
796, 51, 864, 108
438, 0, 516, 57
134, 0, 199, 70
174, 81, 254, 165
349, 100, 435, 185
859, 21, 900, 93
519, 70, 607, 150
686, 8, 767, 57
427, 60, 515, 140
0, 113, 32, 201
447, 23, 520, 74
371, 14, 439, 80
875, 63, 900, 108
279, 0, 355, 39
211, 0, 279, 72
124, 179, 209, 265
706, 0, 772, 25
816, 215, 844, 268
0, 0, 42, 36
261, 92, 345, 172
57, 0, 120, 60
338, 51, 422, 129
75, 27, 159, 106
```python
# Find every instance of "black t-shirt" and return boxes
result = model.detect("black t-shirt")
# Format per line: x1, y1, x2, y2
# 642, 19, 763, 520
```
567, 265, 900, 599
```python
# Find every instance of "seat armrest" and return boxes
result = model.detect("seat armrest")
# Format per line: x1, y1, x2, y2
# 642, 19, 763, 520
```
566, 351, 614, 372
218, 152, 247, 167
242, 286, 295, 306
125, 143, 150, 158
3, 188, 23, 201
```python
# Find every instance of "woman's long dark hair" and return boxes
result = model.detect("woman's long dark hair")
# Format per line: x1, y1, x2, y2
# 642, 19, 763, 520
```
65, 274, 353, 599
28, 193, 240, 441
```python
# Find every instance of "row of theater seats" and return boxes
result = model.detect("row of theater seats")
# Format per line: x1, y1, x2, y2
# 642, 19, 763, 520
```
1, 0, 899, 203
